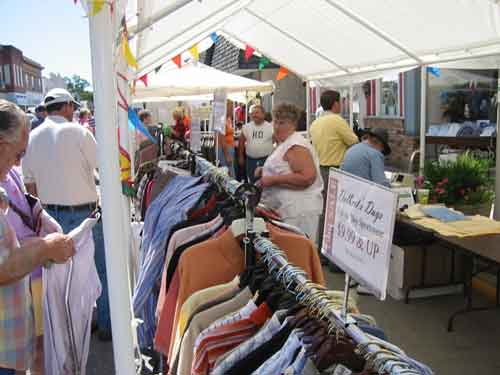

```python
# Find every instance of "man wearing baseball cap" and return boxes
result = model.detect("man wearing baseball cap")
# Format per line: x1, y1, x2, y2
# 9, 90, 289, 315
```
22, 88, 112, 341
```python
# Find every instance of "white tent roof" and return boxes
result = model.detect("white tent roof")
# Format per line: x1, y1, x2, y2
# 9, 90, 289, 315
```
128, 0, 500, 82
133, 62, 274, 100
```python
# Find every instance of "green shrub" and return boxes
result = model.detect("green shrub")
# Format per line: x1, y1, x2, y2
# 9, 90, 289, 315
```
423, 152, 494, 205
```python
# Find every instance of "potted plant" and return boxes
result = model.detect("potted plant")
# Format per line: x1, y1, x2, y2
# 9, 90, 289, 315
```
422, 152, 494, 216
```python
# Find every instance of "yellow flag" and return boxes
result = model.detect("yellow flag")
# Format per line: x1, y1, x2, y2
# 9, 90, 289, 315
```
189, 44, 199, 61
122, 35, 138, 69
89, 0, 105, 16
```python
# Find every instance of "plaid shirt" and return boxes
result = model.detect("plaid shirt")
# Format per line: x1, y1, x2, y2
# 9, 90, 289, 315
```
0, 170, 34, 370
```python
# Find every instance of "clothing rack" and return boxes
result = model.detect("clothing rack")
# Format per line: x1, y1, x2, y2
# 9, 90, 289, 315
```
253, 236, 428, 375
192, 154, 430, 374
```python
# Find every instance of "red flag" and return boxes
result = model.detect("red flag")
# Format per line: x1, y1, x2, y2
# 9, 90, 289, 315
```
172, 54, 182, 68
138, 74, 148, 86
276, 66, 289, 81
244, 45, 255, 61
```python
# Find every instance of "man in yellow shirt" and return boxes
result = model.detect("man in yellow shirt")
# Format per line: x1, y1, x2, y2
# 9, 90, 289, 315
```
309, 90, 358, 257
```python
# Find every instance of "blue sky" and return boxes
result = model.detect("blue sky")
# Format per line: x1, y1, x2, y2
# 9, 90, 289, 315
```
0, 0, 92, 82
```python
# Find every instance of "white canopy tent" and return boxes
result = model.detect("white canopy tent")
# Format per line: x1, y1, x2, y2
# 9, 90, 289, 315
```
133, 62, 274, 101
84, 1, 500, 373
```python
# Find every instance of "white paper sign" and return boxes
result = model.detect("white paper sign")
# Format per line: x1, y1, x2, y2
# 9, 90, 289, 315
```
212, 89, 227, 134
322, 169, 398, 300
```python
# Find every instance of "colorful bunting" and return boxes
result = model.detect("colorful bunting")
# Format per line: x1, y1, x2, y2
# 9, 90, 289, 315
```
189, 44, 199, 61
89, 0, 105, 16
172, 54, 182, 68
427, 66, 441, 78
128, 108, 157, 144
276, 66, 289, 81
122, 34, 138, 69
258, 56, 270, 71
244, 45, 255, 61
210, 32, 218, 44
138, 74, 148, 86
154, 64, 163, 73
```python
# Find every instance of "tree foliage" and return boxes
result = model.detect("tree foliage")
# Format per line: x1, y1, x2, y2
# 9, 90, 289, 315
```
64, 75, 93, 103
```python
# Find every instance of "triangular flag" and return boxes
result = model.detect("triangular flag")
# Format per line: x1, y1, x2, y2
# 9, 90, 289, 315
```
122, 35, 138, 69
276, 67, 289, 81
89, 0, 105, 16
210, 32, 218, 44
244, 45, 255, 62
172, 54, 182, 68
74, 0, 78, 4
154, 64, 163, 73
138, 74, 148, 86
189, 45, 199, 61
258, 56, 270, 71
128, 108, 157, 144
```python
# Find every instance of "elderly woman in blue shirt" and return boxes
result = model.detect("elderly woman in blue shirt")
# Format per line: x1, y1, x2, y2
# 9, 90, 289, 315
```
340, 128, 391, 187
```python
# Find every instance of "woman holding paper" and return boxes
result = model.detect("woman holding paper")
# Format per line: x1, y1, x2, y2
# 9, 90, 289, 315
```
256, 103, 323, 245
0, 100, 74, 375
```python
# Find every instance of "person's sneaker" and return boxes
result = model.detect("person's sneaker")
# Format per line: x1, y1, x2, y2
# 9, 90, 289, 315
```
97, 329, 112, 342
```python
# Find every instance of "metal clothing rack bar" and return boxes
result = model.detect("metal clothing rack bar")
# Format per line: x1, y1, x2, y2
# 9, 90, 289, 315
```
253, 236, 427, 375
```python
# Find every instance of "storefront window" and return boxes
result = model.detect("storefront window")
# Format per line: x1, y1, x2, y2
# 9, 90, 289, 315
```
4, 65, 11, 86
428, 69, 497, 125
379, 73, 400, 117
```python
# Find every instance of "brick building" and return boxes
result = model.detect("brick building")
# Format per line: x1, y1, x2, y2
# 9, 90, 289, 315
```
0, 44, 44, 108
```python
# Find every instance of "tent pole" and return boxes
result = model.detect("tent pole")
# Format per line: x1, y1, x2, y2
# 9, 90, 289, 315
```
495, 69, 500, 220
306, 81, 311, 132
349, 84, 354, 128
419, 66, 427, 174
88, 6, 136, 375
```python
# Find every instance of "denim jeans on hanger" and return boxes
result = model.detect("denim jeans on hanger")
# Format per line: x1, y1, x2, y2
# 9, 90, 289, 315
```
0, 367, 15, 375
45, 206, 111, 332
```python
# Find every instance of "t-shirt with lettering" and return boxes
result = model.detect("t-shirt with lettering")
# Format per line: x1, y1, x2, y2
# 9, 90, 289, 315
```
241, 121, 274, 158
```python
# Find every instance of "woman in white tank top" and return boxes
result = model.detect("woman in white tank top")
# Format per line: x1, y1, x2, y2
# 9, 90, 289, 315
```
256, 103, 323, 246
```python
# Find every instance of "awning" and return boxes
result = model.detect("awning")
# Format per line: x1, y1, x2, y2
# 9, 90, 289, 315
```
133, 62, 273, 101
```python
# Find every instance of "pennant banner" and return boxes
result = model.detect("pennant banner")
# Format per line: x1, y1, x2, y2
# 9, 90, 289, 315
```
244, 45, 255, 61
189, 44, 199, 61
172, 54, 182, 68
89, 0, 105, 16
258, 56, 270, 71
138, 74, 148, 86
154, 64, 163, 73
122, 35, 138, 69
210, 32, 218, 44
276, 66, 289, 81
128, 108, 157, 144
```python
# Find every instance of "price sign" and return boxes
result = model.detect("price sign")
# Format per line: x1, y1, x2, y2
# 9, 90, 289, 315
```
212, 89, 227, 134
322, 169, 398, 300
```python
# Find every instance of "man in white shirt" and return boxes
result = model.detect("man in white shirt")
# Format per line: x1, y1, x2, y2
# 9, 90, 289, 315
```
238, 105, 274, 183
22, 88, 112, 341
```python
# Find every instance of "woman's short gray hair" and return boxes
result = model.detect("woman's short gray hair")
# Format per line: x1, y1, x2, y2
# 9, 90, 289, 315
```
0, 99, 29, 143
272, 103, 300, 126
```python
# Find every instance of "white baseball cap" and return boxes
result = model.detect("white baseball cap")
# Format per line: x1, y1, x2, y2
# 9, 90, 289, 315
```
43, 88, 80, 108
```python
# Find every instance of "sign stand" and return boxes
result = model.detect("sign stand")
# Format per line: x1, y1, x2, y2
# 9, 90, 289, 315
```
322, 168, 398, 309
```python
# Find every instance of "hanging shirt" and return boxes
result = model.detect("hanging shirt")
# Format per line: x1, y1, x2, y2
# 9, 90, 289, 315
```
192, 302, 272, 375
261, 132, 324, 219
241, 121, 274, 158
133, 175, 209, 348
43, 218, 101, 375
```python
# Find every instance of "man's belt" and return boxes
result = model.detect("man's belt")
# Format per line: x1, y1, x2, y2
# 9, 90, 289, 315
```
44, 202, 97, 212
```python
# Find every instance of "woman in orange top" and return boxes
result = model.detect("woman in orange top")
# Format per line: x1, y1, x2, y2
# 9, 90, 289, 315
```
216, 115, 235, 177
